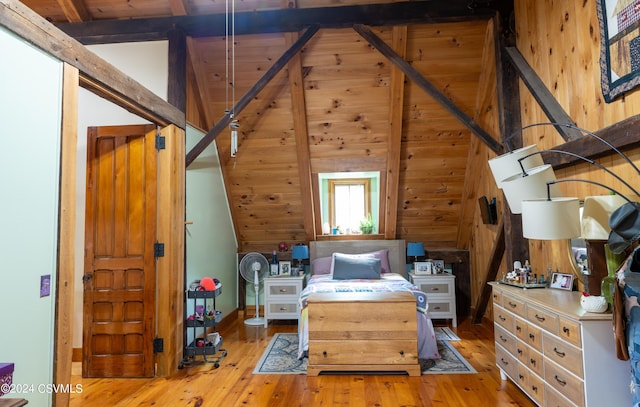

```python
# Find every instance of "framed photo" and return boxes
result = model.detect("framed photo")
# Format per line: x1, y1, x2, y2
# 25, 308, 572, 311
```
433, 259, 445, 273
414, 261, 433, 275
550, 272, 573, 290
279, 261, 291, 276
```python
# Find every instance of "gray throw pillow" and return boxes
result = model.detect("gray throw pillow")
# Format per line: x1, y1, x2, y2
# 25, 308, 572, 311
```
332, 253, 382, 280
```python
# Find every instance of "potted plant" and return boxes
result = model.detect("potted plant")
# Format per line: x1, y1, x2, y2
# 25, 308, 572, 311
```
359, 214, 374, 234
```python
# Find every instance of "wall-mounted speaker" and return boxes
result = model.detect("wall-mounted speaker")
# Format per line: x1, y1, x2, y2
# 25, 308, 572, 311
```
479, 196, 498, 225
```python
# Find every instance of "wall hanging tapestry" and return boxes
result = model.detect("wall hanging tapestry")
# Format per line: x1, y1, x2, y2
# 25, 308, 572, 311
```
597, 0, 640, 101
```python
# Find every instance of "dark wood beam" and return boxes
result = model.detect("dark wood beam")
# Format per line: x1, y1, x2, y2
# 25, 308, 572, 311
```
353, 24, 502, 154
56, 1, 494, 44
0, 0, 184, 128
167, 28, 187, 112
473, 217, 505, 324
505, 46, 582, 142
542, 115, 640, 169
185, 25, 320, 167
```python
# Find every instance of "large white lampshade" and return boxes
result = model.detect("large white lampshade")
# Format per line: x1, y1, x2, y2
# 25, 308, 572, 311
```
488, 144, 544, 189
500, 165, 560, 214
522, 198, 581, 240
581, 195, 627, 240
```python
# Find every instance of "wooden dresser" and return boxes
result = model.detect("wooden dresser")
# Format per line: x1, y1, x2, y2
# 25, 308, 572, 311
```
306, 291, 420, 376
490, 282, 631, 406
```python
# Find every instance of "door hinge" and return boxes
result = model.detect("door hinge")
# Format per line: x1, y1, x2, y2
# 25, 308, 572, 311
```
155, 133, 165, 150
153, 337, 164, 353
154, 242, 165, 258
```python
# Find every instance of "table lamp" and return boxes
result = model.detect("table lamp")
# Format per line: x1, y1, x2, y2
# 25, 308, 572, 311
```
292, 244, 309, 274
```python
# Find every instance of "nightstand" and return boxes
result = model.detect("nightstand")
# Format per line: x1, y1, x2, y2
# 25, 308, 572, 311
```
263, 275, 305, 328
409, 272, 457, 327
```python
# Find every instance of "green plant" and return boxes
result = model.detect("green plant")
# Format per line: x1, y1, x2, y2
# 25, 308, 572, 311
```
359, 214, 374, 234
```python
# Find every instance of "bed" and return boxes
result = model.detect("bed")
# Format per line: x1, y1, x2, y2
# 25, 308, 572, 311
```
297, 239, 440, 376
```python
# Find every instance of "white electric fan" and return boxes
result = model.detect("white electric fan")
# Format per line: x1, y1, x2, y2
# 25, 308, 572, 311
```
239, 252, 269, 326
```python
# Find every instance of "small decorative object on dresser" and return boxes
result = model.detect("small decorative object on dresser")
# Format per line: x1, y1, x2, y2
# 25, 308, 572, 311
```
279, 261, 291, 276
549, 272, 573, 290
414, 261, 433, 274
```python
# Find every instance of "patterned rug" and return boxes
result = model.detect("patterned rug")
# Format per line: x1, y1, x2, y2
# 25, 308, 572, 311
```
253, 330, 475, 375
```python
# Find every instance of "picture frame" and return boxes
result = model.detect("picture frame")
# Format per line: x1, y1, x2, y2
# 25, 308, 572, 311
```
414, 261, 433, 275
279, 261, 291, 276
550, 272, 574, 291
433, 259, 445, 274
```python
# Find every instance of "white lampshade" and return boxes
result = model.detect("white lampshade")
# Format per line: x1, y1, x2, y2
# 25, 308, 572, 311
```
500, 164, 560, 214
522, 198, 581, 240
581, 195, 627, 240
488, 144, 545, 189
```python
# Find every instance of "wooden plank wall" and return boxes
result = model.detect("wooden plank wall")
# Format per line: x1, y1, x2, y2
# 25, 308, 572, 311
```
185, 19, 489, 254
499, 1, 640, 292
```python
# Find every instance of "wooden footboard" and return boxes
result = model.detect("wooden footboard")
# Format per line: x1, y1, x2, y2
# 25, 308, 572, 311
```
306, 291, 420, 376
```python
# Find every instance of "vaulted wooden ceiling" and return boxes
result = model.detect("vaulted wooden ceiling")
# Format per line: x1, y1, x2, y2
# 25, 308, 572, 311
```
20, 0, 513, 252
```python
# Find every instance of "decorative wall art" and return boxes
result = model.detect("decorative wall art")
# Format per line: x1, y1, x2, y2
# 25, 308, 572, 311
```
597, 0, 640, 101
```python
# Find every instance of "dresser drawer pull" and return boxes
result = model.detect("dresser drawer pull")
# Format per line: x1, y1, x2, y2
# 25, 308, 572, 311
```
518, 374, 524, 380
499, 335, 508, 343
529, 333, 535, 340
434, 306, 441, 310
530, 358, 536, 366
400, 350, 405, 356
516, 325, 522, 332
531, 385, 538, 392
554, 375, 567, 386
562, 326, 570, 333
508, 301, 517, 308
279, 307, 288, 311
553, 347, 566, 357
322, 351, 327, 357
534, 314, 546, 322
279, 288, 288, 293
500, 358, 509, 366
493, 294, 498, 299
430, 287, 440, 291
517, 348, 523, 355
498, 315, 506, 321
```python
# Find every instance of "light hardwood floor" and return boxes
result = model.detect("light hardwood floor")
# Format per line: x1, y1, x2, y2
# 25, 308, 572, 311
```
69, 315, 535, 406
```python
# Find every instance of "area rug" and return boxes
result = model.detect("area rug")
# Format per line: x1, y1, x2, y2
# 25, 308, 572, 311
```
434, 326, 460, 341
253, 333, 475, 375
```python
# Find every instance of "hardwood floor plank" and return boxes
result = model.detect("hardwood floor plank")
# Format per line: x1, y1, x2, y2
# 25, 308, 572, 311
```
69, 316, 536, 406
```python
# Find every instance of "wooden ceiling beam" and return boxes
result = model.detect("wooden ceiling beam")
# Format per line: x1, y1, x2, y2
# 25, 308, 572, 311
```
56, 1, 495, 44
185, 25, 320, 167
55, 0, 91, 23
353, 24, 502, 155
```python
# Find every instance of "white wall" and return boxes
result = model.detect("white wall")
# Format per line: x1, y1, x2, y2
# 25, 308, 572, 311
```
185, 127, 238, 345
0, 27, 63, 407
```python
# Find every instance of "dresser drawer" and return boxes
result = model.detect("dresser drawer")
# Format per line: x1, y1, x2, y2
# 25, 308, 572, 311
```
503, 293, 526, 318
543, 332, 583, 378
429, 301, 452, 314
494, 304, 516, 333
527, 370, 545, 406
527, 303, 559, 335
418, 281, 452, 296
525, 346, 544, 378
558, 317, 582, 348
492, 289, 503, 306
545, 383, 578, 407
495, 324, 517, 355
495, 344, 517, 379
544, 359, 585, 407
267, 302, 298, 315
524, 323, 542, 352
267, 283, 301, 297
308, 339, 417, 365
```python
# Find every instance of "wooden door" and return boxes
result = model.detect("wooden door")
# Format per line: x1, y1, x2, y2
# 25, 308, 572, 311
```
83, 124, 157, 377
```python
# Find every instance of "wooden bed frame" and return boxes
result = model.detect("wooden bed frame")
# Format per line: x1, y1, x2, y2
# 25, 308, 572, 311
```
306, 239, 420, 376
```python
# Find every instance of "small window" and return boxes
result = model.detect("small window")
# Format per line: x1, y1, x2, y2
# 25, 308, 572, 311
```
318, 172, 380, 235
